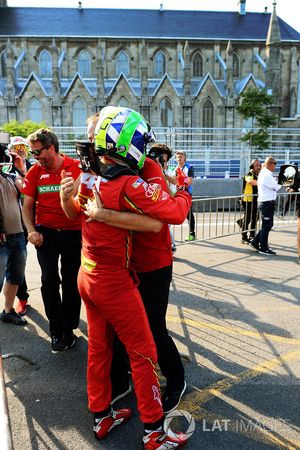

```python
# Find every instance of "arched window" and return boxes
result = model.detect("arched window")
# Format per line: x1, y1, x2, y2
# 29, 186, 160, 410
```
192, 53, 203, 78
154, 51, 166, 78
233, 53, 240, 78
77, 50, 91, 77
116, 50, 129, 77
72, 97, 87, 127
39, 49, 52, 78
202, 98, 214, 128
160, 98, 173, 127
28, 98, 43, 123
0, 51, 6, 77
118, 96, 129, 108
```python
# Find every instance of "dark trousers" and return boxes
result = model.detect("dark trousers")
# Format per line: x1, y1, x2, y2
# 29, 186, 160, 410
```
36, 226, 82, 335
187, 205, 195, 236
251, 201, 275, 251
283, 193, 297, 215
111, 265, 184, 391
241, 201, 258, 240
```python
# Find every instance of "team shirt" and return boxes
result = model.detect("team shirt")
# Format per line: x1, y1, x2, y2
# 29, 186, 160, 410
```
167, 162, 194, 195
22, 155, 81, 230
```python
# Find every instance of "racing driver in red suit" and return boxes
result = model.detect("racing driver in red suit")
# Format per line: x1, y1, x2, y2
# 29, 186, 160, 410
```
60, 106, 192, 449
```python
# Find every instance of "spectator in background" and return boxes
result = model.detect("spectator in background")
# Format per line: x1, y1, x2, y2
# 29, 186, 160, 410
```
165, 150, 196, 241
8, 136, 33, 315
250, 156, 280, 256
239, 159, 261, 244
21, 128, 82, 353
0, 143, 27, 326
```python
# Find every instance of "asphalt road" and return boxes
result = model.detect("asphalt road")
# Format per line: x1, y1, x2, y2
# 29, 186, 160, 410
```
1, 227, 300, 450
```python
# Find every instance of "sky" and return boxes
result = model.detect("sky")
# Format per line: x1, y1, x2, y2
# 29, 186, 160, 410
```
6, 0, 300, 33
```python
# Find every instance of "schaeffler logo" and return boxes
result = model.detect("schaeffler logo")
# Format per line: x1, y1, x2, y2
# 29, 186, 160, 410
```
164, 409, 195, 440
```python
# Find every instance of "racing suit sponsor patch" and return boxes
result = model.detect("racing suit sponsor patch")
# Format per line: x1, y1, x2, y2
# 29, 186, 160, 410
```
38, 184, 60, 193
81, 254, 97, 271
131, 178, 144, 189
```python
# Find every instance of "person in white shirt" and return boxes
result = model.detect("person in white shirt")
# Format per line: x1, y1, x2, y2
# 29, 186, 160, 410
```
250, 156, 280, 255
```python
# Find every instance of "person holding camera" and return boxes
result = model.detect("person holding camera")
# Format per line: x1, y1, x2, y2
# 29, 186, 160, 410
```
7, 136, 33, 315
0, 139, 27, 326
21, 128, 82, 353
239, 159, 261, 244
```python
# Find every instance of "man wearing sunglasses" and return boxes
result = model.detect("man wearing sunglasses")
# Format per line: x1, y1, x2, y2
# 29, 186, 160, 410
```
21, 128, 82, 353
249, 156, 280, 255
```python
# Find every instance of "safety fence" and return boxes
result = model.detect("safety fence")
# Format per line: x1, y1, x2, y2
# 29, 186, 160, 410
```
172, 192, 299, 243
52, 126, 300, 179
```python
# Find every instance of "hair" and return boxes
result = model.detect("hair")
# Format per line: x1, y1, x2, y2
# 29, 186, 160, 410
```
149, 143, 173, 161
176, 150, 186, 160
265, 156, 277, 165
86, 112, 100, 125
250, 159, 260, 170
27, 128, 59, 153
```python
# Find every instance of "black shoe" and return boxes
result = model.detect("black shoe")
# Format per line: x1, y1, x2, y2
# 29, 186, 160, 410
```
259, 248, 276, 256
172, 245, 177, 255
236, 219, 243, 228
51, 334, 67, 353
111, 385, 132, 405
64, 331, 77, 350
249, 240, 260, 251
162, 381, 187, 414
0, 308, 27, 326
241, 237, 250, 244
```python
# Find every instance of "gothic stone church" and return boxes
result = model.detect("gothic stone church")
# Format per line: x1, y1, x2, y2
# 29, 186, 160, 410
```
0, 0, 300, 129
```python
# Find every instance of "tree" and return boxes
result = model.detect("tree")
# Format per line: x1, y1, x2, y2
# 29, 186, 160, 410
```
237, 88, 277, 151
1, 119, 48, 138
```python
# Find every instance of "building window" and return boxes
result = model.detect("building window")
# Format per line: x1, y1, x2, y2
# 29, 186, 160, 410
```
160, 98, 173, 127
28, 98, 43, 123
77, 50, 91, 77
116, 50, 129, 77
39, 50, 52, 78
118, 96, 129, 108
202, 98, 214, 128
72, 97, 87, 127
192, 53, 203, 78
0, 51, 6, 77
154, 51, 166, 77
233, 53, 240, 78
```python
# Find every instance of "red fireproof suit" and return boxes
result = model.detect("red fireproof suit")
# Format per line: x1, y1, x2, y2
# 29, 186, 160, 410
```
77, 169, 191, 424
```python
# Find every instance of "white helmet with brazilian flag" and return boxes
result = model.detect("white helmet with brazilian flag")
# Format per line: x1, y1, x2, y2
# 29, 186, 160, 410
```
94, 106, 156, 170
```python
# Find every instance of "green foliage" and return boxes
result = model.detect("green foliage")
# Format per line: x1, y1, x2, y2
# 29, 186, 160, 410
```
1, 120, 49, 138
237, 88, 277, 150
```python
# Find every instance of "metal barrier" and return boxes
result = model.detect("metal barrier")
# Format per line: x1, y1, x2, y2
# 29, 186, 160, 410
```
52, 126, 300, 178
172, 192, 299, 243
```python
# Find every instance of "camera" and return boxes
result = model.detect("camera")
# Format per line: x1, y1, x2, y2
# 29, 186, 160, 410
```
74, 140, 104, 175
278, 163, 300, 186
0, 132, 13, 167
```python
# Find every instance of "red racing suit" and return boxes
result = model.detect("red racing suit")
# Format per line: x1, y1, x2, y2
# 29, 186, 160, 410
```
77, 168, 191, 423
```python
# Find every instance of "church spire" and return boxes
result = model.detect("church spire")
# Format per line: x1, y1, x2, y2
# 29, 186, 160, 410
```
265, 1, 281, 111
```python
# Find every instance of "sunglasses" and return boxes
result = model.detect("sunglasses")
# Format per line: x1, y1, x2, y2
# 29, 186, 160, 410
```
30, 146, 48, 156
14, 144, 27, 152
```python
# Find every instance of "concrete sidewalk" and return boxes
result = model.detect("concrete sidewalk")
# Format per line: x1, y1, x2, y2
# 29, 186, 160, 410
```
1, 227, 300, 450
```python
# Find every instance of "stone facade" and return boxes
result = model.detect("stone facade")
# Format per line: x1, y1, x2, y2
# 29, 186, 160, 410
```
0, 3, 300, 128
